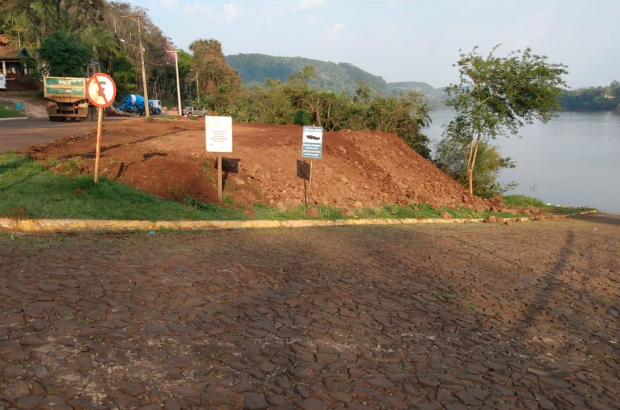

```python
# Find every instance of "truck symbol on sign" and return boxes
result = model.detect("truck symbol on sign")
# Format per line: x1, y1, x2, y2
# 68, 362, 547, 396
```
305, 135, 320, 140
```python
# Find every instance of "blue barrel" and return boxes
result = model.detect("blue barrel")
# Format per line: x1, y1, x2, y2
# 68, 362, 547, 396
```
14, 102, 23, 110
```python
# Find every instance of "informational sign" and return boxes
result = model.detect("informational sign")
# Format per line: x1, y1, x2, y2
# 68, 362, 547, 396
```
86, 73, 116, 108
206, 116, 233, 153
302, 126, 323, 159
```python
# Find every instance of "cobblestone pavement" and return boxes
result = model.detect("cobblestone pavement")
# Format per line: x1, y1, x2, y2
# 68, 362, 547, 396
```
0, 215, 618, 410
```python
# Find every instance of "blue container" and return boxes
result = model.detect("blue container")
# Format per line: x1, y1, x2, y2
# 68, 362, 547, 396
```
14, 102, 23, 110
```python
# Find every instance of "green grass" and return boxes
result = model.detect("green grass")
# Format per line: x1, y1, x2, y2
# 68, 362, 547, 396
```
0, 152, 243, 221
502, 194, 596, 215
0, 152, 596, 222
501, 194, 549, 208
0, 99, 26, 119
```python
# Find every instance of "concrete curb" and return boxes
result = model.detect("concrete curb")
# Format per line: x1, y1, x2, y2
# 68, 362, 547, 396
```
0, 211, 597, 233
0, 116, 29, 121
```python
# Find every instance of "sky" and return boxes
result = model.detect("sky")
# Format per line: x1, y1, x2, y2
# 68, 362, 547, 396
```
125, 0, 620, 89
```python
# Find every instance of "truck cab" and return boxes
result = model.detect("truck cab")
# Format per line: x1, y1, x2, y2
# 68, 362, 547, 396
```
149, 100, 162, 115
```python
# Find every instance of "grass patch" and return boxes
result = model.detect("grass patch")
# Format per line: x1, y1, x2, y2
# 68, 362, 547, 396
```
0, 152, 244, 221
502, 194, 597, 215
0, 99, 26, 119
0, 152, 595, 222
502, 195, 549, 208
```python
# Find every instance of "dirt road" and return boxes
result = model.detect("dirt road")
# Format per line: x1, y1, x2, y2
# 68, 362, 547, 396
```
0, 214, 618, 409
0, 117, 138, 154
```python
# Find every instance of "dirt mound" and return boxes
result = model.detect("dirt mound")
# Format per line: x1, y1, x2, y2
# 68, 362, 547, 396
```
25, 118, 491, 212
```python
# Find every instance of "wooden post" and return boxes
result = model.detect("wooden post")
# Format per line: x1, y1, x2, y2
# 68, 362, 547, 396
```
94, 106, 103, 184
308, 159, 313, 207
217, 153, 223, 202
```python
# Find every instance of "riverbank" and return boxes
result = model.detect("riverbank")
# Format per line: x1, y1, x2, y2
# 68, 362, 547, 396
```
427, 110, 620, 213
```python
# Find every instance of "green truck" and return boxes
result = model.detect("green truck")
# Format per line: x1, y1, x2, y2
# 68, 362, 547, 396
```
44, 77, 97, 121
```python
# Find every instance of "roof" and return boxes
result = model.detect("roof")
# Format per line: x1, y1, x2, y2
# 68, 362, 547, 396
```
0, 47, 31, 60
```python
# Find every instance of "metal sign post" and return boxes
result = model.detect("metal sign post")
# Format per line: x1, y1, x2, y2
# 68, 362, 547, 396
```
205, 116, 233, 202
301, 126, 323, 211
86, 73, 117, 184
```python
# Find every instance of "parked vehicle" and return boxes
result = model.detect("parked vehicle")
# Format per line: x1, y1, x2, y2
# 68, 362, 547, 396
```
149, 100, 162, 115
0, 74, 6, 90
182, 106, 208, 117
117, 94, 162, 115
44, 77, 97, 121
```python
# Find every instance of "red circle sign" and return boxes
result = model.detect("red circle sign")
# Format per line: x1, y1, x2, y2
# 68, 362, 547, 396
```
86, 73, 117, 108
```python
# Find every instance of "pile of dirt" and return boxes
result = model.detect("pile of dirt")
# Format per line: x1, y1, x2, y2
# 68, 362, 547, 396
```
25, 118, 493, 212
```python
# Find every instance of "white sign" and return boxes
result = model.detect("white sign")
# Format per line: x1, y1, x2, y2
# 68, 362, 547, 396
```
206, 116, 233, 153
86, 73, 116, 108
302, 126, 323, 159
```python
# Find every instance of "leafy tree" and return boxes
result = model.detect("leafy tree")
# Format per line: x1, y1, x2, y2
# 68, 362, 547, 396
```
10, 0, 105, 38
435, 138, 516, 198
444, 45, 568, 194
190, 39, 240, 112
38, 30, 93, 76
110, 52, 138, 96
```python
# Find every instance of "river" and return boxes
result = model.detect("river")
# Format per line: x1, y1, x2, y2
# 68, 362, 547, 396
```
426, 110, 620, 213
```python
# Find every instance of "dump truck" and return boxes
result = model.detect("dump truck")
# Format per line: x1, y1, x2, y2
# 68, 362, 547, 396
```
44, 76, 97, 121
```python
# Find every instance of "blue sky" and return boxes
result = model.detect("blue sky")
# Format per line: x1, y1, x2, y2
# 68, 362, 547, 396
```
127, 0, 619, 89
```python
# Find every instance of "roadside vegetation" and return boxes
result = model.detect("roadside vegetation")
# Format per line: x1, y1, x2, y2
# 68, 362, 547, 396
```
0, 152, 594, 222
0, 99, 26, 118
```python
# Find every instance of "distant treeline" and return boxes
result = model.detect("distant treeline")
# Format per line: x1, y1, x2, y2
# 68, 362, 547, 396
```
559, 81, 620, 111
226, 53, 448, 109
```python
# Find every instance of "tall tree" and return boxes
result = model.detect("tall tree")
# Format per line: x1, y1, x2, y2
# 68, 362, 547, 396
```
38, 30, 93, 76
189, 39, 240, 112
10, 0, 105, 39
443, 45, 568, 194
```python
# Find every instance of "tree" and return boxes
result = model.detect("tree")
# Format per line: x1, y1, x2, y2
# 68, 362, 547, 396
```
444, 45, 568, 194
38, 30, 93, 76
10, 0, 105, 39
189, 39, 240, 112
435, 138, 516, 198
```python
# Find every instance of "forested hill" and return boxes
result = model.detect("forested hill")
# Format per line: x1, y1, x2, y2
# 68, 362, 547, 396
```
226, 53, 386, 93
226, 53, 447, 107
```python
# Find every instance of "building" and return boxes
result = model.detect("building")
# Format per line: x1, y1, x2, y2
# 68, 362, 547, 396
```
0, 34, 35, 91
0, 46, 31, 78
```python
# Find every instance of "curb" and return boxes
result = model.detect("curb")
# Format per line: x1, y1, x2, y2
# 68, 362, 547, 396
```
0, 116, 29, 121
0, 212, 597, 233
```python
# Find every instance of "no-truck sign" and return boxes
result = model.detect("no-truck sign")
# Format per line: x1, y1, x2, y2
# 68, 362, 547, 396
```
302, 126, 323, 159
86, 73, 116, 108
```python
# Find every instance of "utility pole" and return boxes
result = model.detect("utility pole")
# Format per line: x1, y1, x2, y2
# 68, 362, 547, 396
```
122, 14, 149, 118
166, 50, 182, 116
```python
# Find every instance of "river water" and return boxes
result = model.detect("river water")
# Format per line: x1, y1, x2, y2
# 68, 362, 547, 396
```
426, 110, 620, 213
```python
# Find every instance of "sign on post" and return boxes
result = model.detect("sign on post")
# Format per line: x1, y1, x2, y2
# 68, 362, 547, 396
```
86, 73, 116, 184
206, 116, 233, 153
86, 74, 116, 108
206, 116, 233, 202
300, 126, 323, 212
302, 126, 323, 159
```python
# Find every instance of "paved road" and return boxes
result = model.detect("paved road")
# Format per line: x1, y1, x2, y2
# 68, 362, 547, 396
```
0, 215, 618, 409
0, 117, 138, 154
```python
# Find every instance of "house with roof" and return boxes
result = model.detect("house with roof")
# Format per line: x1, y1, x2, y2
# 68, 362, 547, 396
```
0, 34, 31, 78
0, 34, 34, 90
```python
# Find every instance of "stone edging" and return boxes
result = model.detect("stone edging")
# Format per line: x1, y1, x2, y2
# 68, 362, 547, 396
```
0, 116, 29, 121
0, 211, 597, 233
